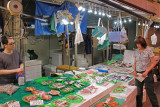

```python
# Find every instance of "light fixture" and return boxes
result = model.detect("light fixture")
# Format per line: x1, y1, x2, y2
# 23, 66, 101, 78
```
94, 8, 97, 15
78, 6, 83, 11
114, 21, 117, 24
108, 14, 111, 18
143, 23, 145, 26
128, 18, 132, 22
124, 19, 127, 23
82, 7, 85, 11
88, 3, 93, 13
146, 24, 148, 27
138, 22, 141, 26
102, 7, 105, 16
70, 22, 74, 25
62, 19, 69, 25
98, 7, 101, 15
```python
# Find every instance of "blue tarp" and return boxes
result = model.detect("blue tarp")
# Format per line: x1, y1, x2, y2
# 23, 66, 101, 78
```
35, 1, 88, 36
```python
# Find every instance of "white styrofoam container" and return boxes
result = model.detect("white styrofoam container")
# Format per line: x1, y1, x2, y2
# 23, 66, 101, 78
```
51, 53, 62, 66
25, 60, 42, 67
44, 64, 57, 76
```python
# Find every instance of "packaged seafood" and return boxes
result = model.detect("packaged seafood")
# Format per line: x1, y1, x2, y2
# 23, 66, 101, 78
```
60, 87, 74, 93
64, 80, 75, 85
23, 95, 40, 103
80, 85, 97, 94
42, 94, 52, 100
65, 94, 83, 103
74, 82, 85, 88
50, 83, 66, 89
25, 87, 36, 92
52, 99, 70, 107
41, 80, 53, 85
48, 90, 61, 96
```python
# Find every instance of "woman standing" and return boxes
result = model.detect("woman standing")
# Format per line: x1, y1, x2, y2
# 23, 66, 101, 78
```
134, 36, 159, 107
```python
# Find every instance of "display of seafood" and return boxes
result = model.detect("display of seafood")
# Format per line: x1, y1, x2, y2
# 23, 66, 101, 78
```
81, 78, 89, 82
80, 85, 97, 94
66, 95, 79, 100
103, 76, 109, 81
74, 82, 85, 88
117, 86, 127, 89
23, 95, 39, 102
81, 73, 88, 77
113, 88, 124, 93
96, 97, 119, 107
25, 87, 36, 92
90, 75, 96, 79
52, 99, 70, 107
61, 87, 74, 92
103, 82, 109, 86
112, 74, 131, 81
42, 94, 52, 100
50, 83, 66, 89
48, 90, 61, 96
72, 74, 82, 79
64, 80, 75, 85
55, 77, 67, 82
98, 72, 108, 77
32, 90, 46, 97
41, 80, 53, 85
96, 79, 104, 84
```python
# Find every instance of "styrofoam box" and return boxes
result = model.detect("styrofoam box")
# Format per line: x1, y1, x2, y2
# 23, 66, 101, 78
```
44, 64, 57, 76
25, 60, 42, 67
25, 65, 41, 73
25, 73, 42, 81
51, 53, 62, 66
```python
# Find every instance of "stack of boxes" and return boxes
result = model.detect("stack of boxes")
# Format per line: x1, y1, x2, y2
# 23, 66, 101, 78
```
24, 60, 42, 81
110, 85, 137, 107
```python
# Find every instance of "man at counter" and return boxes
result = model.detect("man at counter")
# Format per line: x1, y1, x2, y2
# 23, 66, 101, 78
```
0, 36, 24, 84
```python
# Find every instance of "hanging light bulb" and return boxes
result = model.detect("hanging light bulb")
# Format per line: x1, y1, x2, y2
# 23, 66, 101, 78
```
88, 2, 93, 13
98, 7, 101, 15
70, 22, 74, 25
94, 6, 97, 15
82, 7, 85, 11
143, 23, 145, 26
102, 12, 105, 16
114, 21, 117, 24
138, 22, 141, 26
62, 19, 69, 25
124, 19, 127, 23
78, 6, 83, 11
129, 18, 132, 22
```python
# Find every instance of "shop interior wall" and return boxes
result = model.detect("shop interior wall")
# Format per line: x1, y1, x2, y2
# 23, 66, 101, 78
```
25, 35, 61, 65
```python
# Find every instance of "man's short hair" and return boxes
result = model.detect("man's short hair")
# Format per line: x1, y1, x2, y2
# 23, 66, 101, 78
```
1, 36, 13, 45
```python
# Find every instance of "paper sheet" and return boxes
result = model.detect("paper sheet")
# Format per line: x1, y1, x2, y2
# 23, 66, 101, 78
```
135, 73, 146, 82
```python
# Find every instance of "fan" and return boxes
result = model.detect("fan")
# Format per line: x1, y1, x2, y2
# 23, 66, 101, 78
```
7, 0, 22, 16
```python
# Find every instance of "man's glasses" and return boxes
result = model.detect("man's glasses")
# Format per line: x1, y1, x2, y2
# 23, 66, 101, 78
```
8, 42, 15, 45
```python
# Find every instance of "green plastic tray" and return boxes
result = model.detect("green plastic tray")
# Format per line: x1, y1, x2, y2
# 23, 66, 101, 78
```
41, 79, 54, 86
49, 83, 66, 89
59, 86, 75, 94
65, 93, 83, 103
22, 94, 41, 104
51, 98, 71, 107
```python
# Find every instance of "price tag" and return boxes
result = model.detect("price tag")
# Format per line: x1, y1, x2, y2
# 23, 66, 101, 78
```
30, 100, 44, 106
8, 101, 20, 107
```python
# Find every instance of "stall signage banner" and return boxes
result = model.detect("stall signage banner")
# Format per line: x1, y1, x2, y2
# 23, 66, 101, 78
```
35, 1, 88, 36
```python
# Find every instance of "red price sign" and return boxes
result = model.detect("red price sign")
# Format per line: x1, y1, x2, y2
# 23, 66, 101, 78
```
8, 101, 20, 107
30, 100, 44, 106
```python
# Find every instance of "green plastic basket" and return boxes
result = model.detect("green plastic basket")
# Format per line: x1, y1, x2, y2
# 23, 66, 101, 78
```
36, 104, 52, 107
49, 83, 66, 89
65, 93, 83, 103
80, 73, 88, 77
51, 98, 71, 107
117, 86, 127, 89
34, 77, 48, 83
54, 77, 67, 83
70, 75, 82, 80
22, 94, 41, 104
73, 82, 86, 89
59, 86, 75, 94
80, 78, 90, 84
41, 79, 54, 86
63, 80, 76, 86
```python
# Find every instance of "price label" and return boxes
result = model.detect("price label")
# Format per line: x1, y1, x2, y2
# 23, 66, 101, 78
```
30, 100, 44, 106
8, 101, 20, 107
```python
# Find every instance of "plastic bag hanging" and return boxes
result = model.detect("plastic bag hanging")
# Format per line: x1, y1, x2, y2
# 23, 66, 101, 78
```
75, 23, 84, 44
74, 13, 84, 44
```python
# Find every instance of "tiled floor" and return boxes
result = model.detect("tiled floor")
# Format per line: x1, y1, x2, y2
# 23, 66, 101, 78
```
143, 82, 160, 107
